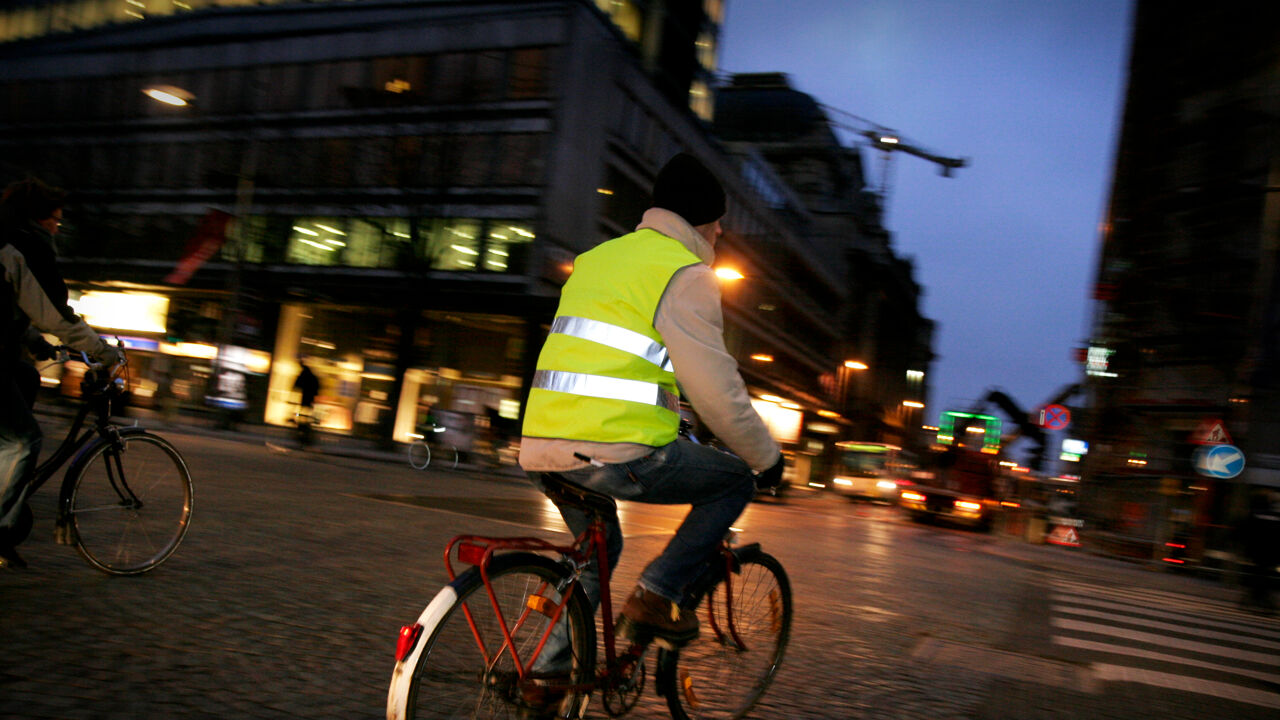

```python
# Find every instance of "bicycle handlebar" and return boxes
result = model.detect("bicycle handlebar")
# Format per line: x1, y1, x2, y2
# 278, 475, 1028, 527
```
52, 344, 128, 394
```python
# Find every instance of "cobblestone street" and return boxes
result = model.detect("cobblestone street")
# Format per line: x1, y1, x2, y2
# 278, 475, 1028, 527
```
2, 429, 1275, 719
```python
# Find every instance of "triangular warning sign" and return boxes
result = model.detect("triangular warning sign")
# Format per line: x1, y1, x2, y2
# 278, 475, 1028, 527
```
1191, 419, 1232, 445
1046, 524, 1080, 547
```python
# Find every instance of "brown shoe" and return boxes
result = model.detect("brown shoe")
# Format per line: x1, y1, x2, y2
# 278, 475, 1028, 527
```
520, 672, 570, 720
615, 585, 698, 649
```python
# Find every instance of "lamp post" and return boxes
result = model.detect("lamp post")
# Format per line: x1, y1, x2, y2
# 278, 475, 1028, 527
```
143, 84, 256, 427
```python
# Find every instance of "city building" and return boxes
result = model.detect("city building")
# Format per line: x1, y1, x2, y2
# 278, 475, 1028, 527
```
1079, 1, 1280, 566
0, 0, 931, 483
714, 73, 936, 452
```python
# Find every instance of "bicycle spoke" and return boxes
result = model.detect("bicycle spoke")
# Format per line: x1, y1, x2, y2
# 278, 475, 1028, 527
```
68, 433, 192, 575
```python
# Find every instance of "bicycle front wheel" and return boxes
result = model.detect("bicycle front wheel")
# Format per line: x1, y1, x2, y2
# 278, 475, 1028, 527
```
390, 553, 596, 720
659, 550, 792, 720
63, 431, 193, 575
408, 441, 431, 470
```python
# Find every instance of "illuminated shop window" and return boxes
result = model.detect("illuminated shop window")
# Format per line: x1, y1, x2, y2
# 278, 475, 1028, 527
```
286, 218, 349, 265
483, 223, 535, 271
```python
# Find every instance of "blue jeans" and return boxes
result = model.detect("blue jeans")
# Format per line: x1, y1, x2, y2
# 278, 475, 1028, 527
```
0, 363, 43, 541
529, 438, 754, 671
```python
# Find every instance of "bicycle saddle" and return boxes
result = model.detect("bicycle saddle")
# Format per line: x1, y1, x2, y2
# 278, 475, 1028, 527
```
538, 472, 618, 518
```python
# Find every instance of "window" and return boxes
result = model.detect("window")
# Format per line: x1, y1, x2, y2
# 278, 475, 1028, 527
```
509, 48, 551, 98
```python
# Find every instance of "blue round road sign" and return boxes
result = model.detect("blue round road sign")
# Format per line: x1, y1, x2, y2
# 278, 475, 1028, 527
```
1193, 444, 1245, 479
1040, 404, 1071, 431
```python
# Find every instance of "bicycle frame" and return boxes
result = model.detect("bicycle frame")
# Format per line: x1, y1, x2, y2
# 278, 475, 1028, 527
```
437, 519, 747, 698
28, 385, 117, 498
441, 513, 619, 688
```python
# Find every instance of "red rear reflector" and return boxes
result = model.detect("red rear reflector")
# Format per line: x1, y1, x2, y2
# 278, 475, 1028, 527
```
458, 541, 488, 566
396, 623, 423, 662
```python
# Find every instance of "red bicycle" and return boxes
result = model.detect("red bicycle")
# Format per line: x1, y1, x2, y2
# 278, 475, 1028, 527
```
386, 472, 792, 719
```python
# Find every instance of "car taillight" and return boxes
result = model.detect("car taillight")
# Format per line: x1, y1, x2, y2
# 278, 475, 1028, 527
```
901, 491, 926, 503
954, 500, 982, 512
396, 623, 423, 662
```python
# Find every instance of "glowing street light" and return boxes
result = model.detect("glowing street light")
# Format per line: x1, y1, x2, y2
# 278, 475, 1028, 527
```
844, 360, 868, 370
142, 85, 193, 107
903, 400, 925, 409
714, 266, 744, 281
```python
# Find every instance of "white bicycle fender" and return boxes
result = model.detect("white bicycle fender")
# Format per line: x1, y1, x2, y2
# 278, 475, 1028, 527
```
386, 584, 459, 720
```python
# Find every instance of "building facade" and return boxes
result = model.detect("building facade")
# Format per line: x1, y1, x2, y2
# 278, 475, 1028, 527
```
1, 0, 930, 482
1080, 1, 1280, 566
714, 73, 936, 453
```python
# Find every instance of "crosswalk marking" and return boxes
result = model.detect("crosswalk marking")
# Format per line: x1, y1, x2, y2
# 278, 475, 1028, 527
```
1047, 578, 1280, 709
1053, 577, 1277, 626
1054, 636, 1280, 686
1052, 617, 1276, 664
1052, 603, 1280, 650
1092, 664, 1280, 710
1050, 591, 1280, 641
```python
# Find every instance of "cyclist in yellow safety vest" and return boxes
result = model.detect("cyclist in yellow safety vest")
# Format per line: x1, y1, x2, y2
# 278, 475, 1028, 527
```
520, 153, 784, 660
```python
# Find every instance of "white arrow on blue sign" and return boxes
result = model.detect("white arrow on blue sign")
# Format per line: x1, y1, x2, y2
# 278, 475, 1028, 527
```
1193, 444, 1245, 479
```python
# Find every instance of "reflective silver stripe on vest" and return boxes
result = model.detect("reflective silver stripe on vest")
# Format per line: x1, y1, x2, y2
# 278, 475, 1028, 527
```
550, 316, 674, 373
533, 370, 679, 413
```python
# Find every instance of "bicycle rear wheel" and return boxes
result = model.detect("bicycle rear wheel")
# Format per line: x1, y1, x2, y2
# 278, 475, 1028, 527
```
437, 443, 459, 471
408, 441, 431, 470
658, 549, 792, 720
391, 553, 596, 720
63, 430, 193, 575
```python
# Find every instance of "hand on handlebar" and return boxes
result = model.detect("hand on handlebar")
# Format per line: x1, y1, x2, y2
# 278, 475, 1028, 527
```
753, 456, 785, 492
92, 339, 125, 369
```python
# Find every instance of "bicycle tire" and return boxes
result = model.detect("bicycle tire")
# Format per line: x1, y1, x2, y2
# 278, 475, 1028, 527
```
438, 444, 459, 471
61, 430, 193, 575
409, 441, 431, 470
658, 549, 792, 720
388, 552, 597, 720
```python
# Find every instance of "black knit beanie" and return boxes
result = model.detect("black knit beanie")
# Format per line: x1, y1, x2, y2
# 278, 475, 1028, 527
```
652, 153, 726, 226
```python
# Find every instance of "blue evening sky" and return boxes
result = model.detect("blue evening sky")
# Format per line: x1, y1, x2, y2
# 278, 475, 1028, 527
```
718, 0, 1134, 422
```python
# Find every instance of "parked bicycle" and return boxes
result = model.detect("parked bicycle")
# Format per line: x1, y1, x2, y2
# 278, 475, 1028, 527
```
17, 347, 193, 575
407, 424, 459, 471
386, 472, 791, 720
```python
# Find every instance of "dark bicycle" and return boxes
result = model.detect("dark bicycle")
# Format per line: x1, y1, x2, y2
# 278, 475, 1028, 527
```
12, 347, 193, 575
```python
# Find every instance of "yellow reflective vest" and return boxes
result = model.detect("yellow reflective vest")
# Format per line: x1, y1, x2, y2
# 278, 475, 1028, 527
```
522, 228, 702, 446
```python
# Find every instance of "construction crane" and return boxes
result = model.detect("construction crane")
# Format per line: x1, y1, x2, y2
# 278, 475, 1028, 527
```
821, 104, 968, 215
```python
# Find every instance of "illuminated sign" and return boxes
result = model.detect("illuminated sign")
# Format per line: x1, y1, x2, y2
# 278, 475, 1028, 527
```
1060, 437, 1088, 462
1086, 346, 1117, 377
71, 292, 168, 334
937, 411, 1001, 451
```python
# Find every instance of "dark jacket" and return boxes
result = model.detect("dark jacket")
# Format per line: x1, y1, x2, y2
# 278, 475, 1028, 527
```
0, 217, 103, 364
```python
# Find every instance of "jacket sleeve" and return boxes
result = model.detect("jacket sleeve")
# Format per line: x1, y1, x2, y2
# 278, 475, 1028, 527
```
655, 264, 781, 472
1, 245, 104, 355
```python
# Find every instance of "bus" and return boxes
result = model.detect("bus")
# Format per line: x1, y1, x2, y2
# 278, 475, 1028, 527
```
828, 441, 920, 502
